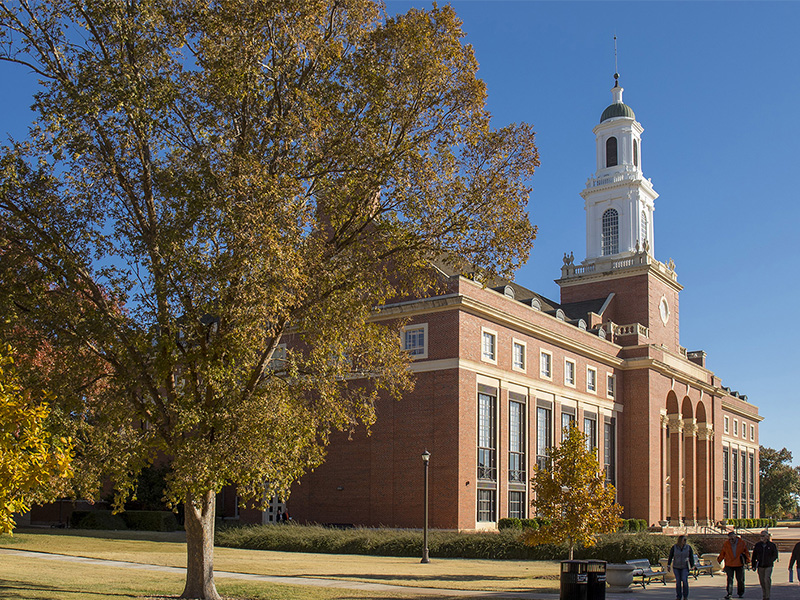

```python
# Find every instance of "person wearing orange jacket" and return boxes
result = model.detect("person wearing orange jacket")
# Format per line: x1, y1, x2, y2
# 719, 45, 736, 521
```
718, 530, 751, 599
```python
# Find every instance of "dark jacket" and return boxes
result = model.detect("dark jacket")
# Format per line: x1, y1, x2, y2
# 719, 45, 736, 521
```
790, 541, 800, 569
752, 540, 779, 569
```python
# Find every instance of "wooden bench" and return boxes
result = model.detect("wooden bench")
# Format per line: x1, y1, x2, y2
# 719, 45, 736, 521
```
625, 559, 667, 588
690, 554, 715, 579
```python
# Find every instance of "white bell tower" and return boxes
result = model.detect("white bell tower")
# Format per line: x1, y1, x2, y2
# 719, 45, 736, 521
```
580, 74, 657, 263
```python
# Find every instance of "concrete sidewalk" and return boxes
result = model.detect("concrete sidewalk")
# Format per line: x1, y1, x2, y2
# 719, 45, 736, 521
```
2, 548, 798, 600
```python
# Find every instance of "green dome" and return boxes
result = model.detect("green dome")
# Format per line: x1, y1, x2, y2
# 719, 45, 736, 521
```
600, 102, 635, 123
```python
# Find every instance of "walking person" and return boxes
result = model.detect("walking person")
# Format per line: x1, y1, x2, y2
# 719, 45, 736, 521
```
751, 530, 778, 600
667, 535, 696, 600
790, 540, 800, 584
718, 530, 751, 599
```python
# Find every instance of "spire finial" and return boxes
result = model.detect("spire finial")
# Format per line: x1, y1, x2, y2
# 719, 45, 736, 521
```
613, 35, 620, 87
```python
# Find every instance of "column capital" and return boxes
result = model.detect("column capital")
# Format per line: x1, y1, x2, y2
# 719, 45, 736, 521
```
668, 414, 684, 433
696, 423, 714, 441
685, 418, 698, 437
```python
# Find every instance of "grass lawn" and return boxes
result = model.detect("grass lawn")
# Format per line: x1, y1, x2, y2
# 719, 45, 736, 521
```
0, 551, 472, 600
0, 529, 561, 597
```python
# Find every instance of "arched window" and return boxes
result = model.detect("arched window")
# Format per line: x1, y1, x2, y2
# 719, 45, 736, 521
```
606, 137, 618, 168
602, 209, 619, 256
640, 210, 648, 245
633, 140, 639, 167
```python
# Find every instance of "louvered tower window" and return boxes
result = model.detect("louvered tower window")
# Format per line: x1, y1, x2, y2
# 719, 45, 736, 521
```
602, 209, 619, 256
606, 136, 618, 167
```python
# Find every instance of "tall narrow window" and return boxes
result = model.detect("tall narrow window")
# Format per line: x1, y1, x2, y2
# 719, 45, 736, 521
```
749, 453, 755, 518
587, 366, 598, 393
602, 209, 619, 256
741, 451, 747, 517
540, 351, 552, 379
604, 420, 616, 485
732, 449, 739, 518
633, 139, 639, 167
477, 489, 496, 522
606, 136, 618, 168
722, 447, 730, 519
513, 341, 526, 371
508, 491, 525, 520
564, 359, 576, 387
561, 411, 575, 441
478, 393, 496, 481
584, 415, 597, 452
482, 330, 496, 362
536, 406, 552, 470
509, 400, 525, 483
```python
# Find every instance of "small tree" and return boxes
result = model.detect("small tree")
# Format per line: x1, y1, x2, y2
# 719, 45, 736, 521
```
759, 446, 800, 517
0, 346, 73, 533
524, 425, 622, 559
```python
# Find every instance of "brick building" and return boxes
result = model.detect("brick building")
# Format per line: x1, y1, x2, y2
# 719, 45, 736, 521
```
283, 77, 762, 529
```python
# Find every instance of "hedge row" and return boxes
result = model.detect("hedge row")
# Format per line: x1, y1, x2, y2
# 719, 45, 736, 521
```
70, 510, 180, 531
618, 519, 648, 532
723, 518, 777, 529
499, 517, 647, 533
216, 524, 695, 563
497, 517, 551, 531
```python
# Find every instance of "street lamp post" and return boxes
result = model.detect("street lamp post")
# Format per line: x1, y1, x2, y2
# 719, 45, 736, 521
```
421, 450, 430, 563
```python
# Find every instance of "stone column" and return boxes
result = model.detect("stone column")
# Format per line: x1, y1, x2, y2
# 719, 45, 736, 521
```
696, 424, 714, 526
660, 411, 669, 523
668, 415, 684, 526
683, 418, 697, 526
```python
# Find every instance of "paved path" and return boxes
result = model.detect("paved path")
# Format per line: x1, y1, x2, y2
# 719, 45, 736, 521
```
2, 548, 799, 600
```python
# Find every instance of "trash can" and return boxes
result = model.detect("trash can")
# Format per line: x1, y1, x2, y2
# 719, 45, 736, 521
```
560, 560, 588, 600
586, 560, 607, 600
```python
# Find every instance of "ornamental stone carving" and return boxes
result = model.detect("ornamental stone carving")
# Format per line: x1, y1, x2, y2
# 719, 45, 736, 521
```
667, 414, 684, 433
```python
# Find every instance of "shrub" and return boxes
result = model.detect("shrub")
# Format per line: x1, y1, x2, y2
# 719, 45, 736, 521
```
216, 524, 689, 562
521, 518, 540, 530
70, 510, 127, 530
121, 510, 180, 531
498, 518, 522, 530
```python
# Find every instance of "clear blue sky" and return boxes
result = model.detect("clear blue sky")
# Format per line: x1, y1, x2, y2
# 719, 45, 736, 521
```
386, 0, 800, 465
1, 2, 798, 465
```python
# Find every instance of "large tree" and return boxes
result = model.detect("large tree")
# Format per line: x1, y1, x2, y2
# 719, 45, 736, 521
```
0, 1, 538, 598
759, 446, 800, 518
524, 425, 622, 559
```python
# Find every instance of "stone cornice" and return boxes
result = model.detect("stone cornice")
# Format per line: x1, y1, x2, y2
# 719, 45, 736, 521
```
721, 400, 764, 422
376, 291, 625, 368
409, 357, 621, 413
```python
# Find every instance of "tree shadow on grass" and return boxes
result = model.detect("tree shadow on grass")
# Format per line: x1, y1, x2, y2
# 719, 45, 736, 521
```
0, 579, 137, 599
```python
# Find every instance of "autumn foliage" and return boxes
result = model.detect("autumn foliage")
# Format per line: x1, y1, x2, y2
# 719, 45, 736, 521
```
0, 346, 73, 533
524, 426, 623, 559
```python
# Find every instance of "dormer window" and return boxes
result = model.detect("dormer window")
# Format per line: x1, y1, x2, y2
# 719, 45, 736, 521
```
602, 209, 619, 256
606, 136, 618, 168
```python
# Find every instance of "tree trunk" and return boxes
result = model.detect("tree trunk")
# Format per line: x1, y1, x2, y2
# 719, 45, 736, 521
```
181, 490, 221, 600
